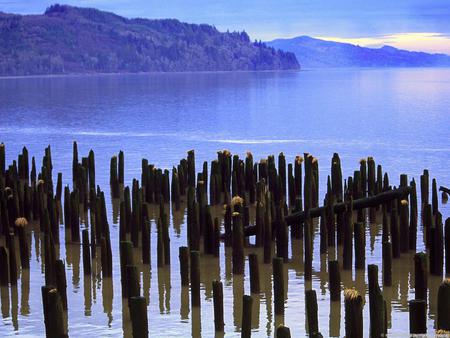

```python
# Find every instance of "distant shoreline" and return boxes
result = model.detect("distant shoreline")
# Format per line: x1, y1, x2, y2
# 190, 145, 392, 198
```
0, 69, 302, 80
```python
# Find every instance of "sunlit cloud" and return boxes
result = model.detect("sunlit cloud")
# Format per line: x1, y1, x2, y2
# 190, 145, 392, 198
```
315, 33, 450, 55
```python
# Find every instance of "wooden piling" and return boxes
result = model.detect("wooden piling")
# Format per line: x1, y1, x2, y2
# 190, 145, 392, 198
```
41, 286, 66, 338
0, 247, 9, 286
409, 300, 427, 334
273, 257, 285, 316
437, 279, 450, 331
344, 289, 363, 338
82, 229, 91, 275
249, 253, 260, 294
382, 242, 392, 286
446, 217, 450, 275
232, 212, 244, 275
414, 252, 428, 301
328, 260, 341, 302
368, 264, 386, 337
306, 289, 319, 335
213, 280, 224, 332
190, 250, 200, 308
354, 222, 365, 270
276, 325, 291, 338
179, 246, 189, 287
242, 295, 253, 338
129, 296, 148, 338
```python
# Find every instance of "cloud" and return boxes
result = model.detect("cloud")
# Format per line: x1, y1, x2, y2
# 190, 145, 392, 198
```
314, 33, 450, 54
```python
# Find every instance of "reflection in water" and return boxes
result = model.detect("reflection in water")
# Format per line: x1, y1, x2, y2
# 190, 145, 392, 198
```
11, 285, 18, 330
1, 286, 9, 318
84, 274, 92, 316
158, 266, 171, 314
102, 277, 113, 326
180, 286, 190, 320
191, 306, 201, 338
329, 300, 341, 337
20, 268, 30, 315
232, 274, 244, 330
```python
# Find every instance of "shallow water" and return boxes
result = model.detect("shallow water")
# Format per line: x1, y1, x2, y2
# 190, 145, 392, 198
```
0, 69, 449, 337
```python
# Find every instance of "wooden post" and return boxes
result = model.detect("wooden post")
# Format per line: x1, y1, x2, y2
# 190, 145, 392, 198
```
41, 286, 66, 338
242, 295, 253, 338
55, 260, 68, 311
414, 253, 428, 301
82, 229, 91, 275
213, 280, 224, 332
344, 289, 363, 338
129, 296, 148, 338
0, 247, 9, 286
382, 242, 392, 286
437, 279, 450, 331
276, 325, 291, 338
126, 265, 140, 302
446, 218, 450, 275
16, 217, 30, 269
249, 253, 260, 294
306, 289, 319, 335
354, 222, 365, 270
328, 260, 341, 302
179, 246, 189, 287
273, 257, 285, 316
368, 264, 386, 337
232, 212, 244, 275
409, 300, 427, 334
190, 250, 200, 308
399, 200, 409, 253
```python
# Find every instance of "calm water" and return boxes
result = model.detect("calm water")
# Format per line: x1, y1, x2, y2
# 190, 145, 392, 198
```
0, 68, 449, 337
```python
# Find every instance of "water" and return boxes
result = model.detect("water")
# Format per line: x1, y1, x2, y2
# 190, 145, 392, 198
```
0, 68, 449, 337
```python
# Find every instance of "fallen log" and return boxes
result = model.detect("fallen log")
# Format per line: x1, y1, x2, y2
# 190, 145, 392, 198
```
439, 186, 450, 195
240, 186, 413, 237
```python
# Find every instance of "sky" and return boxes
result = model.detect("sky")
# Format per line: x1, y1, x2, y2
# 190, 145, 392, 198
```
1, 0, 450, 54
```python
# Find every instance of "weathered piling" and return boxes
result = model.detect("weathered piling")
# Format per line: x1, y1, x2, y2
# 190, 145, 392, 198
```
126, 265, 140, 301
344, 289, 363, 338
213, 280, 224, 332
129, 296, 148, 338
82, 229, 91, 275
382, 242, 392, 286
328, 260, 341, 302
142, 219, 150, 265
437, 279, 450, 331
368, 264, 386, 337
190, 250, 200, 308
273, 257, 285, 316
249, 253, 260, 294
414, 252, 428, 301
0, 247, 9, 286
276, 325, 291, 338
41, 286, 66, 338
15, 217, 30, 269
399, 200, 409, 253
242, 294, 253, 338
306, 289, 319, 335
179, 246, 189, 287
446, 217, 450, 275
232, 212, 245, 275
55, 260, 68, 311
354, 222, 365, 270
409, 300, 427, 334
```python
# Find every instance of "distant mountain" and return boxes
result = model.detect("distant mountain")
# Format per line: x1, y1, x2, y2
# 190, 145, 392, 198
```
266, 36, 450, 68
0, 4, 299, 76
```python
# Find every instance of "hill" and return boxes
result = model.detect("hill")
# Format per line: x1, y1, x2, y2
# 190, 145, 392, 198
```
266, 35, 450, 68
0, 4, 299, 76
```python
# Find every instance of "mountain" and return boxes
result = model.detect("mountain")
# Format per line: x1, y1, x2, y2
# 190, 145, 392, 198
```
266, 36, 450, 68
0, 4, 299, 76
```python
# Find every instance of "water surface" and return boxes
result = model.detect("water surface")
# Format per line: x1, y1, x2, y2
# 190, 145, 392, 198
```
0, 68, 449, 337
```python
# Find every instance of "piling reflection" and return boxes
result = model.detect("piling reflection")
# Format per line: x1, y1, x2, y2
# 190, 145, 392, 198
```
20, 268, 30, 315
158, 266, 171, 314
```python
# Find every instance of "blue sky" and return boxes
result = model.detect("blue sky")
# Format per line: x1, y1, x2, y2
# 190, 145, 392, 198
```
2, 0, 450, 53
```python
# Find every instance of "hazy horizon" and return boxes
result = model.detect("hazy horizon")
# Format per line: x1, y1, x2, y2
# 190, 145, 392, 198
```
1, 1, 450, 54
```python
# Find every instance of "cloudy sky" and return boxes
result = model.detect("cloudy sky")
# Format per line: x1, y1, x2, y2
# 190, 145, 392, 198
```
2, 0, 450, 54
